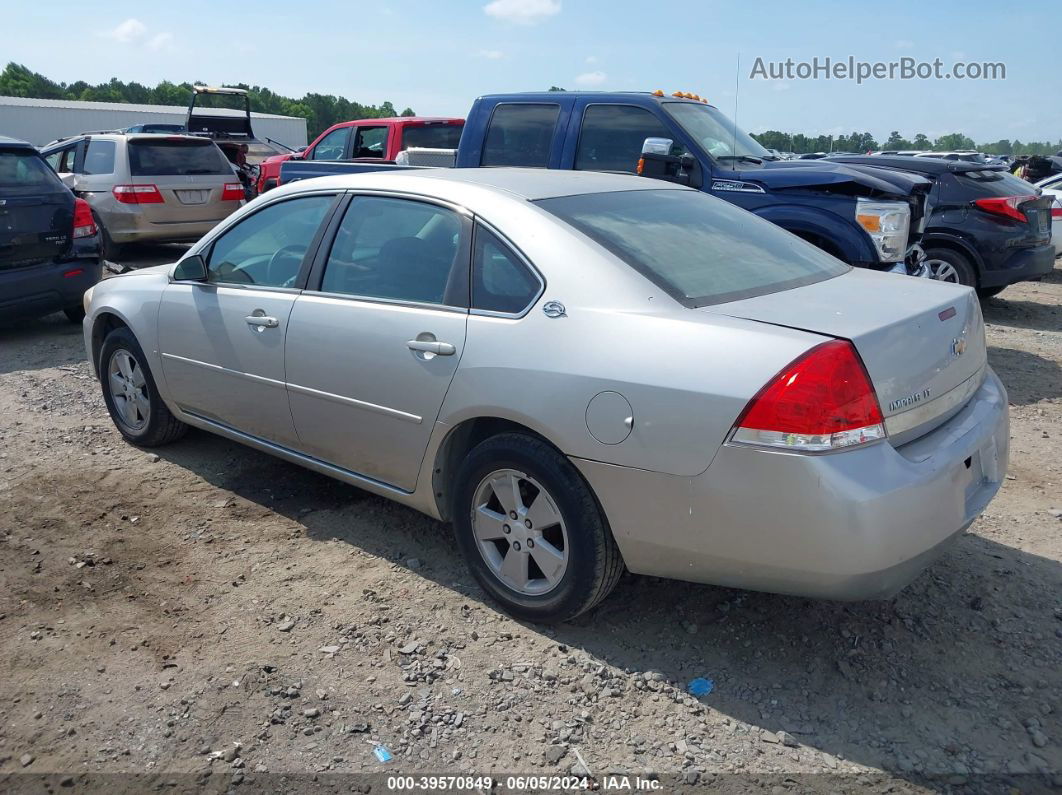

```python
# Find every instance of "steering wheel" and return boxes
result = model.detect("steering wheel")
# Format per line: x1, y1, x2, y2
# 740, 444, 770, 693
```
268, 244, 306, 288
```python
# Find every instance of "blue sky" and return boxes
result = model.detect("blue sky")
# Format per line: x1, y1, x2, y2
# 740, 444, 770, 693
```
5, 0, 1060, 143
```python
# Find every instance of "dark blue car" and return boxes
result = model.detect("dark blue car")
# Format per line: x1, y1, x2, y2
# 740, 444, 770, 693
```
0, 136, 101, 323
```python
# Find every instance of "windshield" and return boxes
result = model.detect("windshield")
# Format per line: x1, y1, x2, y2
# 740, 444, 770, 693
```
537, 189, 848, 307
664, 102, 772, 161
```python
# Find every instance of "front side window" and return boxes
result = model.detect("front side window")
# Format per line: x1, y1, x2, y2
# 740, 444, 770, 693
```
311, 127, 350, 160
575, 105, 680, 173
481, 104, 559, 167
472, 226, 541, 314
664, 102, 772, 162
537, 188, 848, 307
321, 197, 463, 305
352, 127, 388, 158
58, 145, 79, 174
206, 196, 333, 287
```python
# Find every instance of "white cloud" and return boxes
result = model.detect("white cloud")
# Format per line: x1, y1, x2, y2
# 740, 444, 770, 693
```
585, 55, 598, 64
894, 39, 914, 49
147, 32, 175, 51
574, 70, 607, 87
107, 18, 146, 43
483, 0, 561, 25
476, 49, 505, 59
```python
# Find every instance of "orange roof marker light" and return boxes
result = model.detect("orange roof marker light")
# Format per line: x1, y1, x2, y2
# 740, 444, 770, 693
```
671, 91, 684, 97
652, 89, 664, 97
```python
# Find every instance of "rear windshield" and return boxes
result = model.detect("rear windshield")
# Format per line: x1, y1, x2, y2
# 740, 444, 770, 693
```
536, 189, 848, 307
128, 139, 230, 176
0, 150, 62, 189
402, 124, 463, 151
953, 170, 1040, 197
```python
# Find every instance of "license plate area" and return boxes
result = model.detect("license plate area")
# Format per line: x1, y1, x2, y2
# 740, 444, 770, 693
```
175, 190, 209, 205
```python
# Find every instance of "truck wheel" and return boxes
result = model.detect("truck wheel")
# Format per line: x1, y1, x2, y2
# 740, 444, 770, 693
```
100, 327, 187, 447
451, 433, 624, 623
922, 248, 977, 287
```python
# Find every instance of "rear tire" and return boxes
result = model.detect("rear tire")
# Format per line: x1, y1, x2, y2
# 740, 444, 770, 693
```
451, 433, 623, 622
923, 247, 977, 288
63, 306, 86, 324
99, 327, 187, 447
976, 285, 1007, 299
95, 213, 123, 262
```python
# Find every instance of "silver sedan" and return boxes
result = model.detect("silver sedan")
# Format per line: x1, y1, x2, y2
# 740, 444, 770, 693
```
83, 169, 1009, 622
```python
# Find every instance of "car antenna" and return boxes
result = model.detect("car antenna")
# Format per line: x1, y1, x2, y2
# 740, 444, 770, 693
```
732, 51, 740, 159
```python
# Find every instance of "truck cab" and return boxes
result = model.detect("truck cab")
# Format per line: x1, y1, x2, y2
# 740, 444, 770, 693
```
260, 117, 464, 193
457, 92, 928, 270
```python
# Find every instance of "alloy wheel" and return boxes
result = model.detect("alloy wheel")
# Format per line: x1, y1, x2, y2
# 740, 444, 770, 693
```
107, 349, 150, 431
924, 258, 960, 283
470, 468, 569, 596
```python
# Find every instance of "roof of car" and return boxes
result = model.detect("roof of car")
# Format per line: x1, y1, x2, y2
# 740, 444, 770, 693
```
0, 134, 36, 150
386, 167, 687, 200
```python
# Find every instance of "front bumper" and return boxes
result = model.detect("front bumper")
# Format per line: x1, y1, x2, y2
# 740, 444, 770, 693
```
0, 258, 102, 320
980, 242, 1056, 287
574, 368, 1009, 601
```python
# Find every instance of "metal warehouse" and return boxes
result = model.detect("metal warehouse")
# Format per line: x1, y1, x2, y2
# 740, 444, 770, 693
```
0, 95, 308, 148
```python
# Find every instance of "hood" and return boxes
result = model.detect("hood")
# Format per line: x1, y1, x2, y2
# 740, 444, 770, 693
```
730, 159, 925, 196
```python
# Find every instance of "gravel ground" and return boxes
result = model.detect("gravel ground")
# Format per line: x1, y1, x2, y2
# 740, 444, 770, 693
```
0, 247, 1059, 793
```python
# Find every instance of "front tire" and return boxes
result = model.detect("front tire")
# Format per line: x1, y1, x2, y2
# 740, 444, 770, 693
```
100, 327, 187, 447
451, 433, 623, 622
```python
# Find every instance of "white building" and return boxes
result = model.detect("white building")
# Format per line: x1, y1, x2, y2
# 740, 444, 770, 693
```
0, 95, 307, 148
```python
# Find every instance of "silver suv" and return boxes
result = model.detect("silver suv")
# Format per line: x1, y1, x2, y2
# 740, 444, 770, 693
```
41, 133, 244, 259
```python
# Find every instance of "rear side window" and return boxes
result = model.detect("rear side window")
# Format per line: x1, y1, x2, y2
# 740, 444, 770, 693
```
402, 124, 463, 151
576, 105, 677, 173
472, 226, 541, 314
481, 104, 559, 167
321, 197, 464, 305
82, 140, 116, 175
537, 189, 848, 307
128, 139, 230, 176
352, 127, 387, 158
0, 150, 62, 189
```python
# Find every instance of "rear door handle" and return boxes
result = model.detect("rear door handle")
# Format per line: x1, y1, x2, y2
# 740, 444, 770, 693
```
245, 315, 279, 328
407, 339, 456, 355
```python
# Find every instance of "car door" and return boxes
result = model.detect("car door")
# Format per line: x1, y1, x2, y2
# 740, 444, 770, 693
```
285, 194, 470, 491
157, 193, 338, 446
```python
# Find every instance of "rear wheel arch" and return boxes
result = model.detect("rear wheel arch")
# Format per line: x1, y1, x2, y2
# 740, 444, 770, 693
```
919, 234, 984, 272
431, 417, 566, 522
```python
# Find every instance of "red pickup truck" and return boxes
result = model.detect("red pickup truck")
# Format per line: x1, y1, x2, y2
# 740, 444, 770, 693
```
257, 116, 464, 193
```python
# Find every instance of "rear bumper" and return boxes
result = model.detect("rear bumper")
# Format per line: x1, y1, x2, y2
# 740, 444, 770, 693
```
980, 242, 1056, 287
90, 197, 238, 245
574, 368, 1009, 600
0, 258, 102, 320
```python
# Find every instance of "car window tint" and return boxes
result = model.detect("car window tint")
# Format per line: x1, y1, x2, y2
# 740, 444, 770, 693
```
401, 124, 463, 151
128, 140, 231, 176
537, 189, 848, 307
481, 104, 559, 167
576, 105, 680, 173
58, 146, 78, 174
82, 140, 116, 175
311, 127, 350, 160
0, 150, 62, 189
321, 197, 462, 305
206, 196, 333, 287
472, 226, 540, 314
352, 127, 387, 158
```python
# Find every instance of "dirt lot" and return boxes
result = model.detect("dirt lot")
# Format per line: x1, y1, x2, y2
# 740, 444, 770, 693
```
1, 247, 1060, 793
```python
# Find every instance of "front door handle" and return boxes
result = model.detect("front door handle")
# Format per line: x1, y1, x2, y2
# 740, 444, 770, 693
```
245, 315, 279, 328
407, 339, 456, 355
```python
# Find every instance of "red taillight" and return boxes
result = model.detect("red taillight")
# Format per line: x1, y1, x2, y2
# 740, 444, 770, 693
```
112, 184, 164, 204
1051, 205, 1062, 219
63, 268, 84, 278
731, 340, 886, 452
221, 182, 245, 202
72, 198, 97, 239
972, 195, 1038, 223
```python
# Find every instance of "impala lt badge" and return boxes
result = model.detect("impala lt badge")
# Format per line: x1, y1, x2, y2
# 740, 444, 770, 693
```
888, 388, 931, 412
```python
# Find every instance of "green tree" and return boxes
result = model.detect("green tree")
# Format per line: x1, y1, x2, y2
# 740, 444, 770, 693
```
932, 132, 976, 151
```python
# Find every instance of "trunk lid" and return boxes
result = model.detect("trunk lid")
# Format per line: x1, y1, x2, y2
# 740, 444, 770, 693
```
701, 269, 987, 444
0, 147, 74, 270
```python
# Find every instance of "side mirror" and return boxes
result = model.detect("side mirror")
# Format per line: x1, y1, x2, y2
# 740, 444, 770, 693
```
59, 173, 76, 189
642, 137, 674, 156
172, 254, 208, 281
